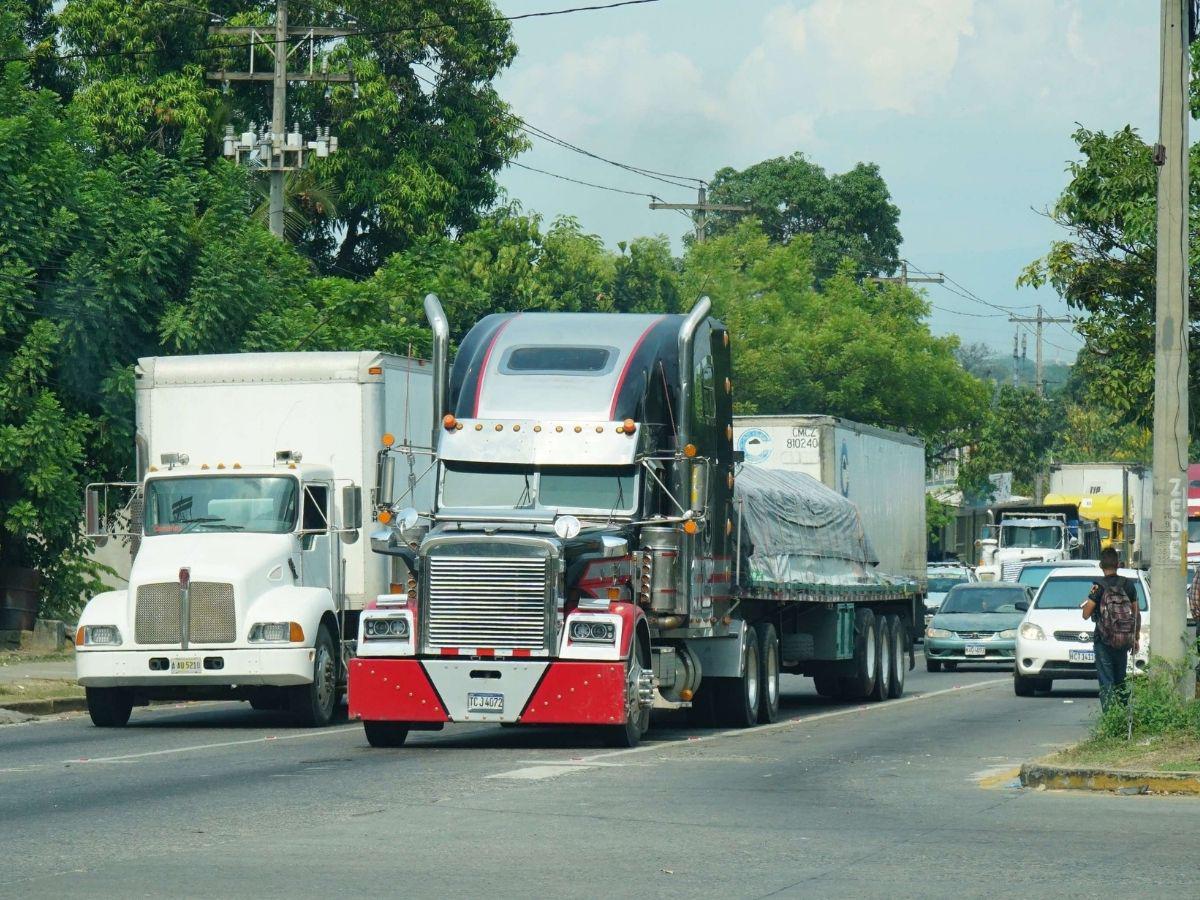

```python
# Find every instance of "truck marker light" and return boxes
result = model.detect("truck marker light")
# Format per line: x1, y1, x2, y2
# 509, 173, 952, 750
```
442, 414, 457, 430
683, 444, 697, 458
680, 688, 694, 701
455, 423, 463, 430
232, 462, 241, 469
533, 425, 542, 433
495, 424, 503, 432
574, 426, 582, 433
289, 622, 304, 642
513, 424, 521, 431
607, 587, 621, 601
474, 423, 483, 431
368, 366, 383, 375
200, 463, 210, 470
217, 462, 225, 469
382, 433, 395, 447
595, 426, 603, 433
75, 627, 85, 647
622, 419, 637, 435
728, 473, 734, 489
555, 425, 563, 433
725, 425, 733, 440
378, 509, 393, 524
726, 519, 733, 536
682, 520, 699, 535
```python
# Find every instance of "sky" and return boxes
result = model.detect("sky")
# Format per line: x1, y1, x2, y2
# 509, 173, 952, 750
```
492, 0, 1164, 362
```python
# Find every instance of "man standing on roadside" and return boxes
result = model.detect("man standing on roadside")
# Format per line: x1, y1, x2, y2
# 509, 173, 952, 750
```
1081, 547, 1140, 710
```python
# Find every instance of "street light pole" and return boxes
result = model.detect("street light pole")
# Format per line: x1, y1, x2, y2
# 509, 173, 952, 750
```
1149, 0, 1192, 696
269, 0, 288, 238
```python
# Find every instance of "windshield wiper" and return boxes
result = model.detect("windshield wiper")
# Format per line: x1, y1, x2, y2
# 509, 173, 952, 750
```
176, 516, 243, 533
516, 473, 534, 509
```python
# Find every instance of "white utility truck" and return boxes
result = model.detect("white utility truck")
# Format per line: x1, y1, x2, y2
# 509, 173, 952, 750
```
77, 352, 432, 727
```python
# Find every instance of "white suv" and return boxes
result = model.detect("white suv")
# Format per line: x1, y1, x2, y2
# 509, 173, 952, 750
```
1013, 566, 1149, 696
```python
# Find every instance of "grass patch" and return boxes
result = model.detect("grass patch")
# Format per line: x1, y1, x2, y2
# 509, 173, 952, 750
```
1048, 733, 1200, 773
0, 647, 75, 665
0, 678, 83, 704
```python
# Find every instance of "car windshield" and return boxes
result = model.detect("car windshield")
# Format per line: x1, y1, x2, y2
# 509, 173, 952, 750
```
1035, 576, 1148, 611
1001, 524, 1062, 549
144, 476, 298, 535
939, 588, 1025, 614
440, 463, 637, 514
928, 576, 968, 593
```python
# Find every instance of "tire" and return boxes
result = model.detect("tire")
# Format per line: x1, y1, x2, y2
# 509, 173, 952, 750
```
1013, 673, 1036, 697
604, 636, 653, 747
841, 608, 878, 700
1036, 678, 1053, 694
289, 623, 338, 727
925, 658, 942, 673
363, 722, 409, 747
755, 622, 781, 723
943, 662, 959, 672
870, 616, 892, 702
86, 687, 133, 727
714, 627, 761, 727
813, 672, 842, 698
249, 690, 285, 712
886, 615, 907, 699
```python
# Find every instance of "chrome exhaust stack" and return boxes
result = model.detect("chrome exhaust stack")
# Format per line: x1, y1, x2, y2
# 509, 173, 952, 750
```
424, 293, 450, 452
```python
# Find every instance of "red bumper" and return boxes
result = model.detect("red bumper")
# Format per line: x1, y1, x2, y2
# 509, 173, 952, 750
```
348, 659, 448, 723
348, 658, 627, 725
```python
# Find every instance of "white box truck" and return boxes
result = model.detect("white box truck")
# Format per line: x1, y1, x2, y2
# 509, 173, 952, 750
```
1048, 462, 1152, 566
733, 415, 927, 587
76, 351, 433, 727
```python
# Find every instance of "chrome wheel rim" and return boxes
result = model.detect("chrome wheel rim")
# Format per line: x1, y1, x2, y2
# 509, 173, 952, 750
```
315, 643, 336, 714
865, 624, 876, 682
767, 640, 779, 707
879, 627, 891, 691
745, 640, 760, 711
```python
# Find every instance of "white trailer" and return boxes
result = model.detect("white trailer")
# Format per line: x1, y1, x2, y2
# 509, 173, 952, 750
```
76, 351, 433, 727
733, 415, 927, 588
1048, 463, 1152, 566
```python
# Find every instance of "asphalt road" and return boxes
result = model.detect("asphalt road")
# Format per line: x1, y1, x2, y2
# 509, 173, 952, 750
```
1, 665, 1193, 899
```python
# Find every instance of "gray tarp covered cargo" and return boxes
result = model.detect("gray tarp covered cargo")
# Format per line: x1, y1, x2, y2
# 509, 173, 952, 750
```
734, 465, 913, 591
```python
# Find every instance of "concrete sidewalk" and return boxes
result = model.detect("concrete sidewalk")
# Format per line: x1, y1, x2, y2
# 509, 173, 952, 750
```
0, 657, 75, 684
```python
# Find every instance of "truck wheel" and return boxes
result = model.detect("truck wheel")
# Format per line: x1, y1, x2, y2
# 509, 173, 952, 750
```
755, 622, 781, 723
813, 673, 843, 698
1013, 673, 1036, 697
290, 624, 338, 727
886, 615, 906, 699
363, 722, 409, 747
925, 659, 942, 673
604, 638, 652, 747
715, 628, 761, 727
841, 608, 878, 700
86, 687, 133, 727
870, 616, 892, 702
249, 689, 286, 712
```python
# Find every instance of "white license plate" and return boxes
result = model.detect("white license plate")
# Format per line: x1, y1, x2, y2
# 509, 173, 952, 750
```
170, 657, 202, 674
965, 644, 986, 657
467, 692, 504, 714
1069, 649, 1095, 664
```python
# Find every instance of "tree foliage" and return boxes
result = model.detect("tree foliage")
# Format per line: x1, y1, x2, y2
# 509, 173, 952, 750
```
706, 153, 902, 282
956, 386, 1057, 503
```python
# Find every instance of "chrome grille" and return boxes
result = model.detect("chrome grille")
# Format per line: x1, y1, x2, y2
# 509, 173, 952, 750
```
425, 556, 548, 650
955, 631, 996, 640
134, 582, 236, 644
1054, 630, 1094, 644
1000, 560, 1024, 581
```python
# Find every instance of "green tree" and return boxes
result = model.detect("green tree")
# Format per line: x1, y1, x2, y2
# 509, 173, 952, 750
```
956, 386, 1057, 502
706, 153, 902, 282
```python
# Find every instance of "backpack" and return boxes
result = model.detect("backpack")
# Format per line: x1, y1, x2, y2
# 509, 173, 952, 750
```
1096, 578, 1137, 650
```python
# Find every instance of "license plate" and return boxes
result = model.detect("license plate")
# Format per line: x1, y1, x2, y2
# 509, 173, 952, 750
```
170, 656, 202, 674
1069, 649, 1095, 664
965, 644, 986, 657
467, 692, 504, 714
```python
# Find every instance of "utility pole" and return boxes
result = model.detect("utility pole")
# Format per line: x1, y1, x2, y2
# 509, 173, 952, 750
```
207, 0, 354, 238
649, 185, 750, 243
1149, 0, 1192, 695
867, 261, 944, 288
1007, 305, 1072, 397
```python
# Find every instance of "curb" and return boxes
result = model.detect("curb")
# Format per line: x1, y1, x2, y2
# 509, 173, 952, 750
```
1020, 763, 1200, 796
0, 696, 88, 716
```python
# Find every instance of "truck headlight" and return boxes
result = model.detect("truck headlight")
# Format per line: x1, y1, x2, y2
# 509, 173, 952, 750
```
79, 625, 122, 646
925, 627, 952, 639
1019, 622, 1045, 641
363, 617, 410, 640
249, 622, 303, 643
569, 620, 616, 643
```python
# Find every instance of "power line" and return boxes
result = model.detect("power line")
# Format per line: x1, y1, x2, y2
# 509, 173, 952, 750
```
0, 0, 665, 66
508, 160, 666, 199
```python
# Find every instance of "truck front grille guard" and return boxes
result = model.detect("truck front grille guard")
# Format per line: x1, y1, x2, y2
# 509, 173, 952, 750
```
134, 581, 236, 645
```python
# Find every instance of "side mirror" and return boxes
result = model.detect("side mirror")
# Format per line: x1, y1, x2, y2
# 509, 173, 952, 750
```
1015, 600, 1029, 612
85, 487, 108, 547
376, 451, 396, 508
395, 507, 420, 530
341, 484, 362, 544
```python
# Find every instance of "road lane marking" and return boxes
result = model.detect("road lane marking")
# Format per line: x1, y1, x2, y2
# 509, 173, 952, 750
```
489, 764, 596, 780
577, 678, 1010, 764
63, 725, 359, 765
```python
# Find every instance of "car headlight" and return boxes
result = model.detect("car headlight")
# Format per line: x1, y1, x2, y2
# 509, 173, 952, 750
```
363, 617, 410, 640
569, 620, 616, 643
997, 629, 1017, 639
1019, 622, 1045, 641
78, 625, 122, 646
248, 622, 303, 643
925, 627, 952, 639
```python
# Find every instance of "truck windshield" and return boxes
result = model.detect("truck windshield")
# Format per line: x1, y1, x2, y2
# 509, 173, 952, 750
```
144, 476, 298, 535
1000, 525, 1062, 549
440, 463, 637, 514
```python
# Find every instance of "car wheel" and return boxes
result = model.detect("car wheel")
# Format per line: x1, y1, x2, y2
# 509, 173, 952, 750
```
943, 662, 958, 672
925, 658, 942, 673
1013, 673, 1036, 697
1036, 678, 1053, 694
